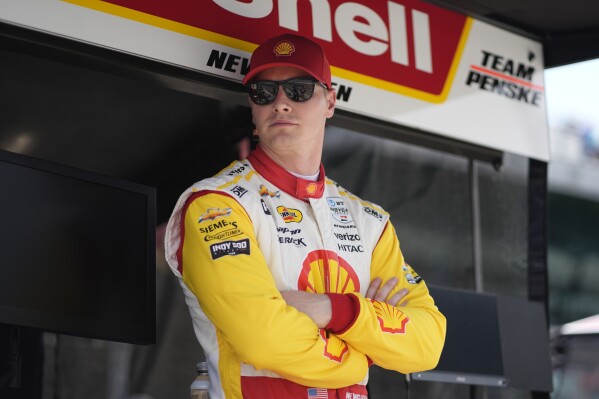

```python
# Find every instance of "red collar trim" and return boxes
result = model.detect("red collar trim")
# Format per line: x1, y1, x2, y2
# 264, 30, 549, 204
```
247, 145, 326, 200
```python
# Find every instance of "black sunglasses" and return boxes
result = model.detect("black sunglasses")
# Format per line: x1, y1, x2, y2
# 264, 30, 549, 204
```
246, 77, 328, 105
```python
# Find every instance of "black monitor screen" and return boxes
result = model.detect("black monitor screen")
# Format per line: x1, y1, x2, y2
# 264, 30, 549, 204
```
0, 149, 155, 344
412, 286, 506, 386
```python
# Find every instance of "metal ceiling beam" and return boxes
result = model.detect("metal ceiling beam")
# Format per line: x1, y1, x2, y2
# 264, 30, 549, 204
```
544, 29, 599, 68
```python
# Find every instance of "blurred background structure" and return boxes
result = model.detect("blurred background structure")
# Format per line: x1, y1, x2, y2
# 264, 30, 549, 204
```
545, 59, 599, 399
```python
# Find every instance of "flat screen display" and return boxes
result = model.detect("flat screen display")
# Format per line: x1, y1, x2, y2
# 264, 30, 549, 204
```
412, 286, 507, 386
0, 149, 155, 344
412, 286, 553, 391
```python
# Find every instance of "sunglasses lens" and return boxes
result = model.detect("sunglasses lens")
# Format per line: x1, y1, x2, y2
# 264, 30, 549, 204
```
248, 82, 278, 105
247, 79, 321, 105
283, 80, 316, 102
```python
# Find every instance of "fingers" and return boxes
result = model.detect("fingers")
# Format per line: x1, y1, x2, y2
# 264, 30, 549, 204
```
366, 277, 410, 306
387, 288, 409, 307
365, 277, 382, 300
374, 277, 399, 302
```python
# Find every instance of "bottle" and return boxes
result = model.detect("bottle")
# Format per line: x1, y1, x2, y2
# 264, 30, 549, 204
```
190, 361, 210, 399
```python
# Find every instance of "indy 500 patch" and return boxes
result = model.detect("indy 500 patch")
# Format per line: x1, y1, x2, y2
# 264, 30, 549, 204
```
210, 238, 250, 260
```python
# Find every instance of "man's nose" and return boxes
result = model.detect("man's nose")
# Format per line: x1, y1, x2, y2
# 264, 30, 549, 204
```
272, 85, 291, 113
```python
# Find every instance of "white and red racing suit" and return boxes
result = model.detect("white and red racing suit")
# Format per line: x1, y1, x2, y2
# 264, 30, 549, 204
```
164, 145, 446, 399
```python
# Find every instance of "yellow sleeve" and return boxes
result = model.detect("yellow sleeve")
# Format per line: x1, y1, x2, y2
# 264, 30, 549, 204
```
337, 221, 446, 373
181, 192, 368, 387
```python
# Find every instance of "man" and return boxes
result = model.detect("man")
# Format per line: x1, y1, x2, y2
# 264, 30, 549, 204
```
165, 33, 446, 399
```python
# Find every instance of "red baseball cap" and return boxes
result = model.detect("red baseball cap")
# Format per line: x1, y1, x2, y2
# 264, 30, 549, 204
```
242, 33, 331, 88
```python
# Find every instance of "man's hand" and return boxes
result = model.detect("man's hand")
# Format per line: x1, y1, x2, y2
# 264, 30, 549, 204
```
366, 277, 409, 307
280, 291, 331, 329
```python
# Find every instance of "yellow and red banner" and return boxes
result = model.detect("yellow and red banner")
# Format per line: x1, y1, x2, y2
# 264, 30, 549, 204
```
77, 0, 469, 102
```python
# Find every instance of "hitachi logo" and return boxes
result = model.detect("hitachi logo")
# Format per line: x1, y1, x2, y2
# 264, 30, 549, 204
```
213, 0, 433, 73
337, 243, 364, 253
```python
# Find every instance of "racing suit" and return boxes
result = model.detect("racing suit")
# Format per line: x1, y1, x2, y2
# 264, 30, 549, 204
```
164, 145, 446, 399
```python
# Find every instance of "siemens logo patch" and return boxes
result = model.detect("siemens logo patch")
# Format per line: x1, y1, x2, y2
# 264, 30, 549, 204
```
204, 228, 242, 242
210, 238, 250, 260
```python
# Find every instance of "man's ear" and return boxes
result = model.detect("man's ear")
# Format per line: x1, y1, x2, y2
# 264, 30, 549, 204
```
326, 89, 336, 118
249, 101, 256, 125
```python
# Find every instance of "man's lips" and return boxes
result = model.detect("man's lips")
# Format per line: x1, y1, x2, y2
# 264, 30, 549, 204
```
270, 119, 297, 127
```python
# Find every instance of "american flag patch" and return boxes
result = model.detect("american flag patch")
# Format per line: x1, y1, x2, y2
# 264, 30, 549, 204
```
307, 387, 328, 399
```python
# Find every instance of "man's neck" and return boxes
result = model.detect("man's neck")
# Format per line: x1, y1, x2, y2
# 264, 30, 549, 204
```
259, 144, 322, 176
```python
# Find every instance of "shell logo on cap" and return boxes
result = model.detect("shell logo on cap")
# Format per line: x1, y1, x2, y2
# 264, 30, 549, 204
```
273, 41, 295, 56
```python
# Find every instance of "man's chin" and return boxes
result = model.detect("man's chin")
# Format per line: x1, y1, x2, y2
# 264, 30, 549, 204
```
261, 140, 300, 155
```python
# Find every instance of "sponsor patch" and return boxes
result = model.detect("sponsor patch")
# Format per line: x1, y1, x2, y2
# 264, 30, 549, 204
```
227, 165, 246, 175
319, 329, 348, 363
364, 206, 385, 221
337, 243, 364, 253
305, 182, 318, 195
278, 236, 307, 247
298, 250, 360, 294
260, 199, 271, 215
277, 227, 301, 235
203, 228, 242, 242
372, 301, 410, 334
277, 226, 306, 247
198, 208, 231, 223
259, 184, 280, 198
334, 232, 361, 241
209, 238, 250, 260
230, 185, 248, 198
277, 206, 303, 223
199, 220, 237, 234
334, 223, 357, 230
402, 263, 423, 284
327, 197, 352, 224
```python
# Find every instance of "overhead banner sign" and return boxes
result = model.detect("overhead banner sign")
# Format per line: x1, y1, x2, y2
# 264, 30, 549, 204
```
0, 0, 550, 160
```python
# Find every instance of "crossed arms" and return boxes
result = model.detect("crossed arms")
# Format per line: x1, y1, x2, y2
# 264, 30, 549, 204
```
281, 276, 409, 329
180, 193, 446, 387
